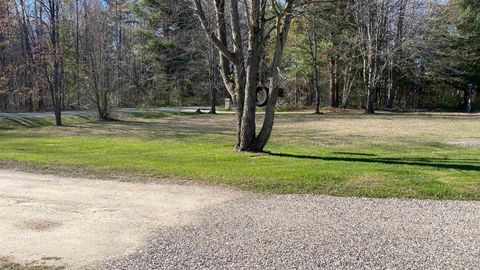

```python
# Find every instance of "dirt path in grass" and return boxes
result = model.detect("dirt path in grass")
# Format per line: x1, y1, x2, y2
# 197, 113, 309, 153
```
0, 170, 241, 269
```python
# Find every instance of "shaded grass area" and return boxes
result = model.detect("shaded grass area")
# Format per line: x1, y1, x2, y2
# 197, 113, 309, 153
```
0, 111, 479, 200
0, 116, 90, 129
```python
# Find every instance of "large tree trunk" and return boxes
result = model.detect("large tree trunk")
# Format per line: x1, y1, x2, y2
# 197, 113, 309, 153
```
238, 16, 264, 151
194, 0, 295, 152
254, 10, 294, 152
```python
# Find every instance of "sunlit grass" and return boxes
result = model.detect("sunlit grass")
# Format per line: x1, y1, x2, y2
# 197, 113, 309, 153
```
0, 111, 479, 200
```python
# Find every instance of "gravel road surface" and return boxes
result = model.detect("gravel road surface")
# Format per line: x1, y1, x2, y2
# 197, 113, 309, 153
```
105, 195, 480, 270
1, 170, 479, 269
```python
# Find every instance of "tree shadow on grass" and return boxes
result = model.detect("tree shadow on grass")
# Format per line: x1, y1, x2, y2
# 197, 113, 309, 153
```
264, 151, 480, 171
3, 117, 52, 128
102, 119, 235, 137
332, 152, 377, 156
1, 115, 94, 129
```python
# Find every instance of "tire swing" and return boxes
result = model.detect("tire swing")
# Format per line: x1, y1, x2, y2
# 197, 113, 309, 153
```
256, 86, 269, 107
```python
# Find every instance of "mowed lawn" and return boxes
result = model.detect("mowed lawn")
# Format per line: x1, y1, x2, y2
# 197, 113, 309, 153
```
0, 111, 479, 200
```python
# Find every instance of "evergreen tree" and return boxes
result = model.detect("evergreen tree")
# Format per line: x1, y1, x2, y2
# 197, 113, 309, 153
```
133, 0, 206, 106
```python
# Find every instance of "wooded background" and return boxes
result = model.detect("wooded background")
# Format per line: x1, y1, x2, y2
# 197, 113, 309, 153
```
0, 0, 479, 118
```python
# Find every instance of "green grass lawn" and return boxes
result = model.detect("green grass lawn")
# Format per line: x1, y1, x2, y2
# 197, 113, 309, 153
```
0, 111, 479, 200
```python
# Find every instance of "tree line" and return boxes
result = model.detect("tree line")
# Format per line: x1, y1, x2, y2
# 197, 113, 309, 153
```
0, 0, 479, 125
284, 0, 479, 113
0, 0, 216, 123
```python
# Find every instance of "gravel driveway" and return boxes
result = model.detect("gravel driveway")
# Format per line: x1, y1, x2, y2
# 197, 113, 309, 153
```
1, 170, 479, 269
0, 170, 238, 269
104, 195, 480, 270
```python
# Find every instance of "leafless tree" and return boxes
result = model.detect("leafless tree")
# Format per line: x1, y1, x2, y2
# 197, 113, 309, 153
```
193, 0, 297, 151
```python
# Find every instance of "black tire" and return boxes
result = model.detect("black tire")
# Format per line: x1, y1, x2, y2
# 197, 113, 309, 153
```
256, 86, 269, 107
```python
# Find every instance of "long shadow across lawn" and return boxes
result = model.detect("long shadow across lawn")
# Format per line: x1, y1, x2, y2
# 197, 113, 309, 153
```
1, 117, 52, 128
264, 151, 480, 171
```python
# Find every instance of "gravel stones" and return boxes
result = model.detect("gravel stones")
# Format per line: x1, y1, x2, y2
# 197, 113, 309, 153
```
102, 195, 480, 270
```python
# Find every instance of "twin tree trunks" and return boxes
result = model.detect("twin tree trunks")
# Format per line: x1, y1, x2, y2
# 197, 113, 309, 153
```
193, 0, 296, 152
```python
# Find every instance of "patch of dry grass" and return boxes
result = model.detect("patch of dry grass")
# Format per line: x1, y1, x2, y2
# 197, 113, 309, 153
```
0, 257, 63, 270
